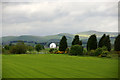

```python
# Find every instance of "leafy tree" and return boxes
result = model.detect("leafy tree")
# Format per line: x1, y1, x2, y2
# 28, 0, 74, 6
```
87, 34, 97, 51
10, 41, 27, 54
114, 34, 120, 51
59, 36, 68, 51
72, 35, 82, 45
69, 45, 83, 55
35, 44, 42, 52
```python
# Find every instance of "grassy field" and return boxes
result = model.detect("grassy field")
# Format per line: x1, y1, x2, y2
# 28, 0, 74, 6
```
2, 54, 118, 78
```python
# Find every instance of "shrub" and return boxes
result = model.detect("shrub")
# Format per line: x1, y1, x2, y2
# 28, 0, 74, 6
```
83, 48, 87, 55
100, 51, 109, 57
88, 50, 96, 56
49, 48, 55, 53
35, 44, 42, 52
27, 46, 34, 52
69, 45, 83, 55
56, 51, 64, 54
95, 48, 103, 56
9, 42, 27, 54
4, 45, 10, 50
65, 48, 70, 54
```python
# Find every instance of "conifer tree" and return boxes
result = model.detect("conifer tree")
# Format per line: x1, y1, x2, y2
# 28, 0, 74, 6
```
114, 34, 120, 51
87, 34, 97, 51
98, 34, 106, 48
105, 35, 111, 51
59, 36, 68, 51
72, 35, 82, 45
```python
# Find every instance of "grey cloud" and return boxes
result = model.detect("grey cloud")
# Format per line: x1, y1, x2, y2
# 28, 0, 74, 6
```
2, 2, 118, 36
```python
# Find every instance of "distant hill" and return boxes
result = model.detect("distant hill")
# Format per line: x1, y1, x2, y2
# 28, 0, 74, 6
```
1, 31, 118, 46
76, 30, 118, 37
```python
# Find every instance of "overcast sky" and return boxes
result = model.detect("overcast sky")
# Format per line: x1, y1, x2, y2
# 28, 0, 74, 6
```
1, 0, 118, 36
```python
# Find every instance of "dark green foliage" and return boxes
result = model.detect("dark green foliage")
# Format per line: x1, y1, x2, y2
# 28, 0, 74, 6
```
105, 35, 111, 51
101, 51, 109, 57
65, 48, 70, 54
27, 46, 34, 52
4, 45, 9, 50
114, 34, 120, 51
88, 50, 96, 56
49, 48, 55, 53
59, 36, 68, 51
10, 41, 27, 54
35, 44, 42, 52
94, 46, 107, 56
98, 34, 111, 51
87, 34, 97, 51
69, 45, 83, 55
72, 35, 80, 45
79, 40, 82, 45
98, 34, 106, 48
41, 45, 45, 49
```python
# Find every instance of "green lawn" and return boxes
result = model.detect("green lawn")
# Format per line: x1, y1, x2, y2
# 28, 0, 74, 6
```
2, 54, 118, 78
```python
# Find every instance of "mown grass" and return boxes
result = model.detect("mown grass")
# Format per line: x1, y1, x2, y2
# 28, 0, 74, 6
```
2, 54, 118, 78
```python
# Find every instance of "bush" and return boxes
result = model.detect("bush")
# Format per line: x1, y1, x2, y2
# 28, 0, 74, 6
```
83, 48, 87, 55
49, 48, 55, 53
88, 50, 96, 56
55, 51, 64, 54
65, 48, 70, 54
27, 46, 34, 52
95, 48, 103, 56
35, 44, 42, 52
9, 42, 27, 54
101, 51, 109, 57
69, 45, 83, 55
4, 45, 10, 50
95, 46, 107, 56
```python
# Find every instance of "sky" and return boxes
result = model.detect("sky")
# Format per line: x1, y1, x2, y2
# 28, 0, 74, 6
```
1, 0, 119, 37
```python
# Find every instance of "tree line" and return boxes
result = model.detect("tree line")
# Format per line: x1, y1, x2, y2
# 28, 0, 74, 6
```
2, 34, 120, 56
59, 34, 120, 56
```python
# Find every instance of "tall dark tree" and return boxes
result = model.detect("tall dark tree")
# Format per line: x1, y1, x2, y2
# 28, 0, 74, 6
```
114, 34, 120, 51
98, 34, 106, 48
79, 40, 82, 45
59, 36, 68, 51
98, 34, 111, 51
87, 34, 97, 51
72, 35, 82, 45
105, 35, 111, 51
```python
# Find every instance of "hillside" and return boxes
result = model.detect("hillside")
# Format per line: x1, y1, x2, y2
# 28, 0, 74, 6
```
76, 30, 118, 37
1, 31, 118, 46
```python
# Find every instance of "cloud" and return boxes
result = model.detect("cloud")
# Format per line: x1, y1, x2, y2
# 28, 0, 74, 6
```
2, 2, 118, 36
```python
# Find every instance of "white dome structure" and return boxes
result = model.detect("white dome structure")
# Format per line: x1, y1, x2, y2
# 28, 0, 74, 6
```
49, 43, 56, 48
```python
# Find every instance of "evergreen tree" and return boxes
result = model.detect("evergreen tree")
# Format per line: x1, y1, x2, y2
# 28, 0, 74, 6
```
98, 34, 111, 51
79, 40, 82, 45
59, 36, 68, 51
72, 35, 82, 45
105, 35, 111, 51
98, 34, 106, 48
114, 34, 120, 51
87, 34, 97, 51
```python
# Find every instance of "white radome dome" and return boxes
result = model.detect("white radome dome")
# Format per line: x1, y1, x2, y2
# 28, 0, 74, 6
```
49, 43, 56, 48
